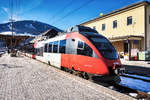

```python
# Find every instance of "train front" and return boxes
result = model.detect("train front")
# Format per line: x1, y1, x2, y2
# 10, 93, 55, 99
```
87, 34, 124, 83
77, 25, 125, 83
89, 35, 125, 76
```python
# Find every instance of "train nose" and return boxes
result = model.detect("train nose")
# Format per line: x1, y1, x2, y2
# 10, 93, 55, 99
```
113, 62, 125, 75
114, 67, 125, 75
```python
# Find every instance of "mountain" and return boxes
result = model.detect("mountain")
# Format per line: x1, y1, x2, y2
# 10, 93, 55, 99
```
0, 20, 63, 36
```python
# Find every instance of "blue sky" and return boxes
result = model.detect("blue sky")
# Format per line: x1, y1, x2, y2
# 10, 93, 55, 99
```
0, 0, 147, 30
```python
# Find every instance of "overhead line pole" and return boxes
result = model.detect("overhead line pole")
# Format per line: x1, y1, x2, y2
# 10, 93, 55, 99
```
10, 0, 14, 51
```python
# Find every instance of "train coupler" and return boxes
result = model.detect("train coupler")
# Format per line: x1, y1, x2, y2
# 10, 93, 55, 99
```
114, 67, 125, 75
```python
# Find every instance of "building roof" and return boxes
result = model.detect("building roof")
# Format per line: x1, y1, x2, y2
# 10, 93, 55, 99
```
109, 35, 144, 42
30, 28, 61, 43
80, 1, 149, 25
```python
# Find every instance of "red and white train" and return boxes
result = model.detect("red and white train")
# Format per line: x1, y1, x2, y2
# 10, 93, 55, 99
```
25, 25, 124, 82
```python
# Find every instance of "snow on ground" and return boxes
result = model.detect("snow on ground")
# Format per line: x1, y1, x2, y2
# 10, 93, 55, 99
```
0, 31, 36, 37
0, 53, 117, 100
120, 76, 150, 93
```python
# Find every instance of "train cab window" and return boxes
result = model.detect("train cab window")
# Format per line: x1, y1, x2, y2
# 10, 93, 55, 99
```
48, 42, 53, 53
84, 43, 93, 57
78, 41, 84, 49
77, 41, 93, 57
59, 40, 66, 53
44, 43, 48, 52
53, 41, 58, 53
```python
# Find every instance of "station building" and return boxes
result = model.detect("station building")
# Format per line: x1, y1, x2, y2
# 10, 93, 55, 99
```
80, 1, 150, 59
0, 34, 29, 49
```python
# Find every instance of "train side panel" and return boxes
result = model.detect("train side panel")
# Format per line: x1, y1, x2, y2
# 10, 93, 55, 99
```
43, 53, 61, 68
61, 54, 109, 75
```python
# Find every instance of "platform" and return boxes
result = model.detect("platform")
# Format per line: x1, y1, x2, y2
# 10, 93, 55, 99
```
0, 54, 134, 100
121, 59, 150, 76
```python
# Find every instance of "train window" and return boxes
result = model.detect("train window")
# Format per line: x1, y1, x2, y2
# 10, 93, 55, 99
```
78, 41, 84, 49
77, 41, 93, 57
84, 43, 93, 57
78, 26, 98, 33
44, 43, 48, 52
59, 40, 66, 53
53, 41, 58, 53
48, 42, 53, 52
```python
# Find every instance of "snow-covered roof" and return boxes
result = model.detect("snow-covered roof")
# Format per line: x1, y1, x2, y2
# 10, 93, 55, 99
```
0, 31, 36, 37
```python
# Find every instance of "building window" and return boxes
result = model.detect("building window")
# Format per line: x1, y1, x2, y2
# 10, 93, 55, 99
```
102, 24, 105, 31
127, 16, 132, 25
113, 20, 117, 28
93, 26, 96, 30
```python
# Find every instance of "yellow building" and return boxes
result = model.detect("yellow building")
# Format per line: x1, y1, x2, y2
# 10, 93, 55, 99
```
80, 1, 150, 59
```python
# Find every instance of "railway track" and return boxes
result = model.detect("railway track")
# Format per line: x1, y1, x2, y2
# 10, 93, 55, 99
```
91, 76, 150, 99
112, 84, 150, 99
61, 67, 150, 99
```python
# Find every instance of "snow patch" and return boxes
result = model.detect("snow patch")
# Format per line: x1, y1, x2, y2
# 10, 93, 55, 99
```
129, 93, 138, 97
25, 24, 36, 30
7, 24, 11, 30
120, 76, 150, 92
0, 31, 36, 37
0, 31, 14, 35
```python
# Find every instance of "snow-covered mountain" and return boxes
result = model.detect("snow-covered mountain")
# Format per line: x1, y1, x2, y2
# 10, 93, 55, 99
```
0, 20, 63, 37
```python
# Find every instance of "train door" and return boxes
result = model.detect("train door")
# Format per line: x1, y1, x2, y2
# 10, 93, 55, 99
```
40, 47, 43, 56
51, 41, 61, 68
66, 38, 78, 69
76, 40, 94, 71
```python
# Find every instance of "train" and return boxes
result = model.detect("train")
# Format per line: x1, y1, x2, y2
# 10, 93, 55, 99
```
24, 25, 125, 83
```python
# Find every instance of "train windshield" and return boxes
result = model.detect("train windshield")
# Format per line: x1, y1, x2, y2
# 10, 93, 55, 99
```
78, 26, 98, 33
90, 36, 118, 60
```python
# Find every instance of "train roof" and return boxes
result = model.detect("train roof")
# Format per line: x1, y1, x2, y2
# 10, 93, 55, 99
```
66, 25, 98, 33
35, 34, 66, 45
35, 25, 107, 47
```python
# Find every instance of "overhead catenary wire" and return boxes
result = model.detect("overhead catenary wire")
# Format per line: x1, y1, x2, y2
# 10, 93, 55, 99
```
50, 0, 74, 23
52, 0, 95, 25
55, 0, 138, 31
10, 0, 13, 20
16, 0, 21, 20
15, 0, 18, 20
8, 0, 21, 21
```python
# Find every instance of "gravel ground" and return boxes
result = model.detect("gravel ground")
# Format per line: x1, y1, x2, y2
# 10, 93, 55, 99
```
0, 53, 134, 100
